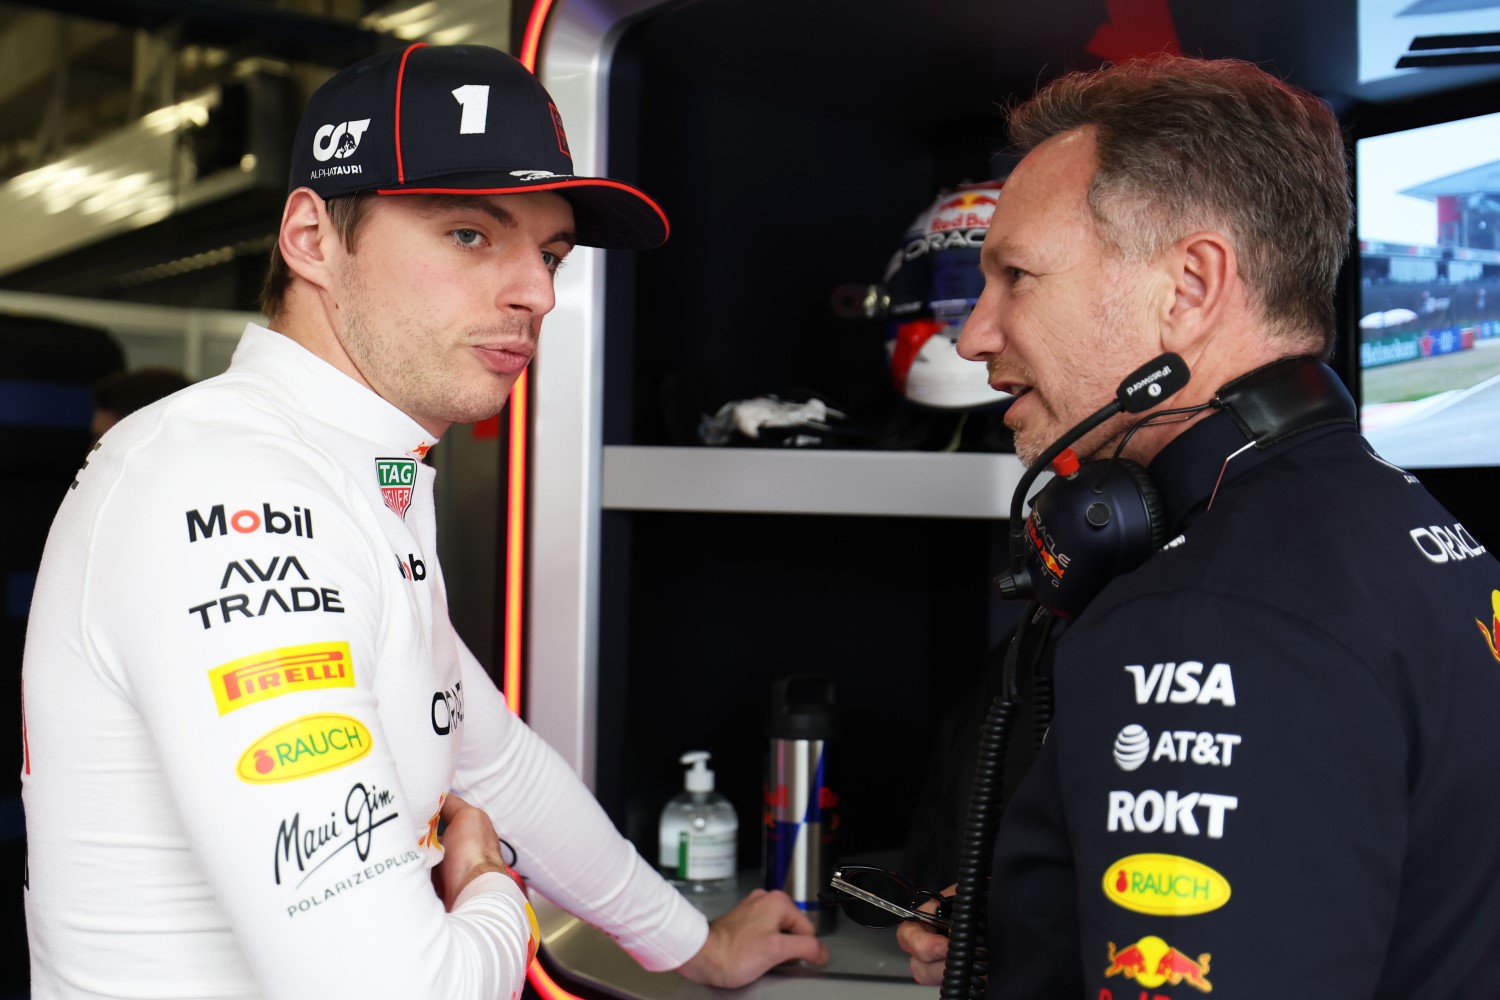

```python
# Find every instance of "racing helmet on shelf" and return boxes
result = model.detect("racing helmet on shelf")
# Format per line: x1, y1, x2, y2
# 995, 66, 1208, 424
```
884, 181, 1010, 410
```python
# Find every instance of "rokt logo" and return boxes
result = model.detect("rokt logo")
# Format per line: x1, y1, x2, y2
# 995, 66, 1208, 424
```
312, 119, 370, 162
238, 714, 372, 784
207, 641, 354, 715
186, 503, 314, 543
1101, 853, 1230, 917
1106, 789, 1238, 839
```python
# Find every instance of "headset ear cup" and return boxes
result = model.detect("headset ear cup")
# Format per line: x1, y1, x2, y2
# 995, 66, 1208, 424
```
1116, 459, 1169, 551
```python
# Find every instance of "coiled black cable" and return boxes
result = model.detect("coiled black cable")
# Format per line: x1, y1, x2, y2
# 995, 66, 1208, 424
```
1030, 663, 1053, 759
938, 691, 1015, 999
940, 604, 1056, 999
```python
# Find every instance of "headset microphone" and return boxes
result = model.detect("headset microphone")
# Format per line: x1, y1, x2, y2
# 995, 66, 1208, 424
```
994, 353, 1188, 615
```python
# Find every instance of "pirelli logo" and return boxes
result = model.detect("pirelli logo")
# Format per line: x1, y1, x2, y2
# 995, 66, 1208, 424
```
207, 642, 354, 715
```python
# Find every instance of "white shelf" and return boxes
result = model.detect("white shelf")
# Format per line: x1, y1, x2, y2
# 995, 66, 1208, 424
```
600, 445, 1030, 518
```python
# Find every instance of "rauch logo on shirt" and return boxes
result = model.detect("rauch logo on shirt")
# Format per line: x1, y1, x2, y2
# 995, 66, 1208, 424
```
238, 713, 372, 783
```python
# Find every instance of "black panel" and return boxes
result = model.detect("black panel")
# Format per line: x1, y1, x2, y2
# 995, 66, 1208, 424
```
605, 511, 1006, 869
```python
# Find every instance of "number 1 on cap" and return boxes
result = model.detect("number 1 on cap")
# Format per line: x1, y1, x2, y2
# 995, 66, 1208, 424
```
452, 85, 491, 134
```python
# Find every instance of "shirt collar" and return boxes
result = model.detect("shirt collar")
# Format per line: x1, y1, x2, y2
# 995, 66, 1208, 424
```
1148, 408, 1351, 534
231, 323, 439, 459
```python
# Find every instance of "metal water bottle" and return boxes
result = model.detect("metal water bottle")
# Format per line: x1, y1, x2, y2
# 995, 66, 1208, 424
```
764, 675, 838, 931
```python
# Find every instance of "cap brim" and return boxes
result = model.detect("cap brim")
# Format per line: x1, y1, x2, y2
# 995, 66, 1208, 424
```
376, 175, 669, 250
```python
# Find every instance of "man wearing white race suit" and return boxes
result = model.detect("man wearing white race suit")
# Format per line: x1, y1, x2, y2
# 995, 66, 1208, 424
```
22, 42, 825, 999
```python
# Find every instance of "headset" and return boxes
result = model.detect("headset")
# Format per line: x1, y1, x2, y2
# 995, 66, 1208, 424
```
996, 352, 1358, 618
938, 352, 1358, 999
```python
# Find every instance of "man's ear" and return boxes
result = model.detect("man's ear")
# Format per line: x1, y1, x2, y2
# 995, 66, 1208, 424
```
278, 188, 339, 293
1159, 230, 1235, 356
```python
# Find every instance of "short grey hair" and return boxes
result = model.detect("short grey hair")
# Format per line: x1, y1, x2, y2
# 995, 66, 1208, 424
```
1009, 56, 1352, 356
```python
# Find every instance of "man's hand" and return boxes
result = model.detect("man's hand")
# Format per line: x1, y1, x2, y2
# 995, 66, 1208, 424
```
675, 888, 830, 988
432, 793, 514, 911
895, 883, 955, 986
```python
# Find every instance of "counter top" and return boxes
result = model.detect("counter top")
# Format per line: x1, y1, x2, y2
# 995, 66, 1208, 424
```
532, 872, 932, 999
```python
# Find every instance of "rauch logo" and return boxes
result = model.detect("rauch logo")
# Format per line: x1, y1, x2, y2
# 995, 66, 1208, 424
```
1101, 853, 1231, 916
237, 713, 372, 784
207, 642, 354, 715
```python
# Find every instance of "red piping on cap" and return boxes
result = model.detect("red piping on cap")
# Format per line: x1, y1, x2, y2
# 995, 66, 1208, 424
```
394, 42, 428, 184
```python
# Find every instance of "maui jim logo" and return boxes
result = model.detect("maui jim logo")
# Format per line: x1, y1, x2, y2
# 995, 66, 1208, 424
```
312, 119, 370, 162
376, 458, 417, 520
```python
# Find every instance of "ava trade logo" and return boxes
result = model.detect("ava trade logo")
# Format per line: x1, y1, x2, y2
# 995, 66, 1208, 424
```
1477, 589, 1500, 661
1104, 935, 1212, 993
237, 713, 372, 784
1102, 853, 1230, 916
207, 642, 354, 715
376, 458, 417, 520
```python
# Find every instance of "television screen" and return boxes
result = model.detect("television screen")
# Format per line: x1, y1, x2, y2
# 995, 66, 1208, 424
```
1354, 108, 1500, 469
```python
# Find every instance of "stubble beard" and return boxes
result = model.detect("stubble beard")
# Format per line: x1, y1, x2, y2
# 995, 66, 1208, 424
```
1000, 276, 1145, 468
337, 261, 524, 429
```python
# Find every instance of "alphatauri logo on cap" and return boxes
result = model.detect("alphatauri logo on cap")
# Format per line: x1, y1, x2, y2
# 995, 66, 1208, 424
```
313, 119, 372, 162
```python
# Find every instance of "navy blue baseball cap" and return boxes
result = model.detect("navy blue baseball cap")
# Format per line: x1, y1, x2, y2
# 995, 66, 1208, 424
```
288, 42, 668, 250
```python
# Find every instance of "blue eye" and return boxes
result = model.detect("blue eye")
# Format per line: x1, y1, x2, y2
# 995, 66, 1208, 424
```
451, 229, 484, 248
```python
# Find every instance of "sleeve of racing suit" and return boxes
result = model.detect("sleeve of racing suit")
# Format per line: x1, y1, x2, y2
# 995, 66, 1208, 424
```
1050, 591, 1406, 998
85, 426, 537, 998
450, 641, 710, 971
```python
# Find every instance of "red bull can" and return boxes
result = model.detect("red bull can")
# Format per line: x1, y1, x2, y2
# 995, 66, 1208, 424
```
764, 675, 838, 932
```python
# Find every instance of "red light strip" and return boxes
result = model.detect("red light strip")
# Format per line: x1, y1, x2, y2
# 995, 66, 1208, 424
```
511, 3, 583, 998
503, 368, 528, 715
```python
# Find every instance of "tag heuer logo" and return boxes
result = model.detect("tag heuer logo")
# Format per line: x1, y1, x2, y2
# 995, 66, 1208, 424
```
376, 458, 417, 520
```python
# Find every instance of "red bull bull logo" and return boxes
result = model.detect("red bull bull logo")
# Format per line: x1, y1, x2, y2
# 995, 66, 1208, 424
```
1477, 589, 1500, 661
1026, 512, 1069, 582
937, 192, 1000, 211
1104, 936, 1212, 993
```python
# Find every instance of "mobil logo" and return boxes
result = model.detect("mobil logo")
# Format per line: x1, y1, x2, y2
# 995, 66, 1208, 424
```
186, 503, 314, 543
1101, 853, 1231, 916
238, 714, 373, 783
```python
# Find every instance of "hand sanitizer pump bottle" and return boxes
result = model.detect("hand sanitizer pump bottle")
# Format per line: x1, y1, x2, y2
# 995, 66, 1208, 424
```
658, 751, 738, 892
